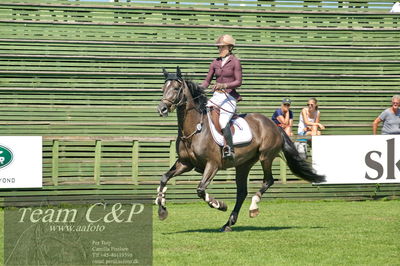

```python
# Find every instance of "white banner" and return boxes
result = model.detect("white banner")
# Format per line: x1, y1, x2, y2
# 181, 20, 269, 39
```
0, 136, 42, 188
313, 135, 400, 184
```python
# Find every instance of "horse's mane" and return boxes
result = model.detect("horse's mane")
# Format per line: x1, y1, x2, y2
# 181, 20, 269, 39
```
185, 79, 208, 113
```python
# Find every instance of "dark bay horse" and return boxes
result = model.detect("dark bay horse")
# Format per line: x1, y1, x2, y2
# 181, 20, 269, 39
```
156, 67, 325, 232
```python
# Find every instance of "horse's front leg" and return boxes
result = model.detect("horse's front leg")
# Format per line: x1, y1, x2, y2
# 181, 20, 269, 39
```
156, 160, 193, 220
196, 163, 228, 212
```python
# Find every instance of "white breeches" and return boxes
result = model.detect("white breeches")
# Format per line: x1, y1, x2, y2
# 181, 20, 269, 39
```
207, 91, 237, 129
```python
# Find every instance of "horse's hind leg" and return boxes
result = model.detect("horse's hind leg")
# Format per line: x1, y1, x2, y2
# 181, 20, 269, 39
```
221, 164, 251, 232
249, 158, 275, 218
156, 160, 193, 220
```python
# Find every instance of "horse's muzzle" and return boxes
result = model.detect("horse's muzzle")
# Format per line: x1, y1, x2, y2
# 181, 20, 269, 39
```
157, 102, 169, 117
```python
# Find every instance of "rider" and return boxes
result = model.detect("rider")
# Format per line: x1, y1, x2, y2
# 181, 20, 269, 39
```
201, 34, 242, 159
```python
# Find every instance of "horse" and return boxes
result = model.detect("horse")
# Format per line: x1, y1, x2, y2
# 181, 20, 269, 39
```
155, 67, 325, 232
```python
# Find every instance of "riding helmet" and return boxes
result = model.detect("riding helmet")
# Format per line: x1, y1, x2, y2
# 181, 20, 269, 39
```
215, 34, 236, 46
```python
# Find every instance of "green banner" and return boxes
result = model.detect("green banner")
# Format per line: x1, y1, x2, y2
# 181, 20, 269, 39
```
4, 197, 152, 266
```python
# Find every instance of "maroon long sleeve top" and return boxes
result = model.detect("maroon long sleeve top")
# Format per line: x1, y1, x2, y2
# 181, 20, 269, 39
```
201, 55, 242, 101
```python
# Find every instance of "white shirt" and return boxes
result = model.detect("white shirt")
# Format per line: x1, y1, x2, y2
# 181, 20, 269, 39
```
221, 56, 230, 67
390, 2, 400, 12
298, 109, 320, 134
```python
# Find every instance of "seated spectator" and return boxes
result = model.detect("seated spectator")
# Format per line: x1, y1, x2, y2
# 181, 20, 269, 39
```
272, 97, 293, 136
298, 97, 325, 136
372, 95, 400, 135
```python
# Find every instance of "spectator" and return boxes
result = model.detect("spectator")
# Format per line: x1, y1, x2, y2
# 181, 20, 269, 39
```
272, 97, 294, 136
372, 95, 400, 135
298, 97, 325, 136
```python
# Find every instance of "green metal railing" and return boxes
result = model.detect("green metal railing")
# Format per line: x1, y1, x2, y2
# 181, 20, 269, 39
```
44, 136, 290, 187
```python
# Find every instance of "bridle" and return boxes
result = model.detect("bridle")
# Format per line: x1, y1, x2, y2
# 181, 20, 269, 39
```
161, 78, 207, 113
161, 79, 186, 110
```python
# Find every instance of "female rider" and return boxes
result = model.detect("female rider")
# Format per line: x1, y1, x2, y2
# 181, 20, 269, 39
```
201, 34, 242, 159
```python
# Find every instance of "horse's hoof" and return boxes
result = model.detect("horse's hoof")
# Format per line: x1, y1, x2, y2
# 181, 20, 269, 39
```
220, 225, 232, 232
249, 208, 260, 218
158, 206, 168, 221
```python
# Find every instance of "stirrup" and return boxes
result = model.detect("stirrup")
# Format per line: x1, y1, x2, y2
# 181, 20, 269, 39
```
222, 145, 234, 159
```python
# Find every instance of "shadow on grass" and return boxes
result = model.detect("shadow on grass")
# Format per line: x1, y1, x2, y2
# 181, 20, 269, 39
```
164, 226, 324, 234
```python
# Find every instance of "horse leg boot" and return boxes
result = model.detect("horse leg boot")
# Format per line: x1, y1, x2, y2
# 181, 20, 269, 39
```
156, 160, 193, 220
222, 124, 234, 159
249, 178, 274, 218
249, 159, 275, 218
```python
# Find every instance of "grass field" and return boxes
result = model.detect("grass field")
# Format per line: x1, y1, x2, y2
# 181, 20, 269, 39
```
153, 200, 399, 266
1, 200, 399, 265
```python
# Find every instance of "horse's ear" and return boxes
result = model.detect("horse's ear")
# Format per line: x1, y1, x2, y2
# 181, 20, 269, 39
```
162, 67, 168, 79
176, 66, 182, 79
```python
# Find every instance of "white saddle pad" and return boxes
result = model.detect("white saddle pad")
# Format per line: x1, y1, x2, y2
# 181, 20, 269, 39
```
207, 110, 253, 146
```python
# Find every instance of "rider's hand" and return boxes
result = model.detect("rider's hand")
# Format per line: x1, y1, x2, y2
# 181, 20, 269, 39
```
212, 83, 227, 91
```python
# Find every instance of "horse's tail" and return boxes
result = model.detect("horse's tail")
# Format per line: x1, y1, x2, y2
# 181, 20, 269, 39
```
279, 127, 325, 183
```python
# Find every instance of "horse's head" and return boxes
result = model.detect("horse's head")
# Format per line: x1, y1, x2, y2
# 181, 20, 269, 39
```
157, 66, 185, 117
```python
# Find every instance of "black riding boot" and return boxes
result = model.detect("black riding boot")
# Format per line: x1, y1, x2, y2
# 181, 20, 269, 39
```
222, 124, 235, 159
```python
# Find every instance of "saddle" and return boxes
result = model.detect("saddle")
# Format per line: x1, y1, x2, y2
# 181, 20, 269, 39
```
207, 107, 252, 147
209, 107, 236, 135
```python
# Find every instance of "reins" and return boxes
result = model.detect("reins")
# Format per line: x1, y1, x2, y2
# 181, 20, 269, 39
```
208, 95, 237, 114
